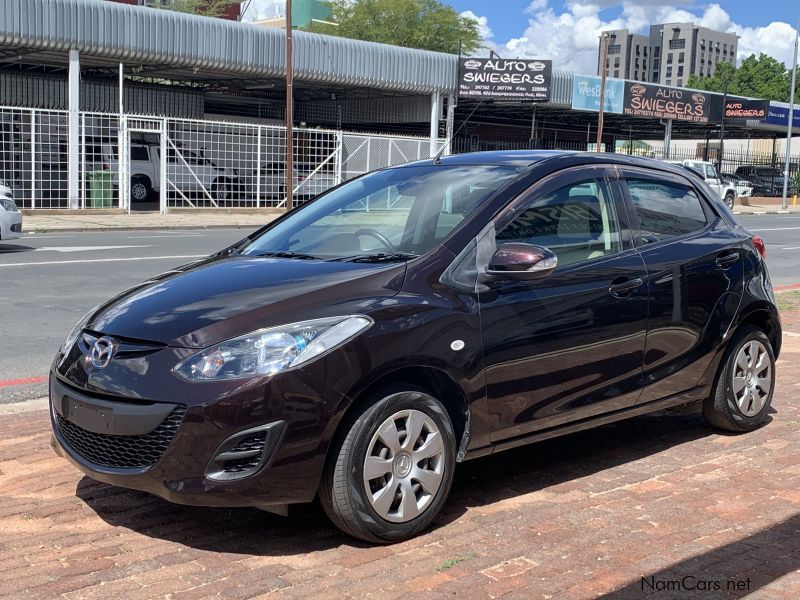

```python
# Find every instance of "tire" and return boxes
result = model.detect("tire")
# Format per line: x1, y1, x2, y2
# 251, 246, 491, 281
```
130, 177, 152, 203
319, 384, 456, 543
703, 325, 775, 432
211, 178, 232, 201
724, 192, 735, 210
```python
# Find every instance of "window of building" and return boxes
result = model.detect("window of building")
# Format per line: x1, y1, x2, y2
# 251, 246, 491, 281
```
608, 44, 621, 54
654, 46, 660, 57
625, 178, 707, 240
614, 69, 620, 77
653, 72, 660, 82
678, 52, 685, 63
677, 65, 684, 76
677, 79, 683, 86
635, 44, 640, 55
667, 53, 673, 64
666, 66, 673, 77
666, 79, 672, 85
669, 39, 686, 49
614, 57, 620, 67
634, 71, 639, 79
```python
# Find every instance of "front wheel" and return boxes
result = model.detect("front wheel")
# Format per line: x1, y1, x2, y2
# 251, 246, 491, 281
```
703, 326, 775, 432
319, 385, 456, 543
724, 192, 735, 210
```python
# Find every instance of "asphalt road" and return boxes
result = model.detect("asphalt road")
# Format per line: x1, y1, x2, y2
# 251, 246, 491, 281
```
0, 214, 797, 404
0, 228, 254, 403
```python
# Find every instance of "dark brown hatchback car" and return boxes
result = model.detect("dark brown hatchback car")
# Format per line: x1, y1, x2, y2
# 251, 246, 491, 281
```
51, 151, 780, 542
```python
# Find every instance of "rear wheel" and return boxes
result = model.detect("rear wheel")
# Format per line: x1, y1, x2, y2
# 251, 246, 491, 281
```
703, 326, 775, 432
211, 178, 232, 201
130, 176, 152, 203
724, 191, 735, 210
319, 385, 456, 543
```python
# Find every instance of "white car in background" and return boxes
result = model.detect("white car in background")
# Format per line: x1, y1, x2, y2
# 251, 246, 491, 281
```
721, 172, 754, 199
0, 180, 22, 241
666, 159, 738, 209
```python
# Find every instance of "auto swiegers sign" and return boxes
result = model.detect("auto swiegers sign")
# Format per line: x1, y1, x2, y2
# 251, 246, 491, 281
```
458, 58, 552, 101
622, 82, 711, 122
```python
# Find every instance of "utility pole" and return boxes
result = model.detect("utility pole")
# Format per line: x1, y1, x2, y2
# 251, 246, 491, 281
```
285, 0, 294, 211
596, 33, 610, 153
717, 68, 733, 174
782, 18, 799, 209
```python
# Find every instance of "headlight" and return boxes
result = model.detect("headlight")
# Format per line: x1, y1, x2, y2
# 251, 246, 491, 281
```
62, 308, 96, 353
0, 198, 18, 212
173, 315, 372, 382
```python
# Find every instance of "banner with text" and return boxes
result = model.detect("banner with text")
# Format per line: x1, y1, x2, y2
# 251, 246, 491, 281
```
721, 99, 769, 121
623, 82, 712, 123
458, 58, 552, 101
571, 75, 624, 113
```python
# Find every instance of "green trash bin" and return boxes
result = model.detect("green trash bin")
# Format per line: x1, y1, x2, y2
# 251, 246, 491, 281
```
88, 171, 113, 208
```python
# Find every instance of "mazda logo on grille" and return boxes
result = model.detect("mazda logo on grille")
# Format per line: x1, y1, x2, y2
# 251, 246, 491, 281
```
89, 337, 117, 369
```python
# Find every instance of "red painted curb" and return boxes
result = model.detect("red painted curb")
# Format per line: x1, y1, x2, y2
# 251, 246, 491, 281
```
775, 283, 800, 293
0, 375, 48, 389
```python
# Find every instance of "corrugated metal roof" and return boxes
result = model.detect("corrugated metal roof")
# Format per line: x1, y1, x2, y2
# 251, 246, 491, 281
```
0, 0, 576, 103
0, 0, 458, 94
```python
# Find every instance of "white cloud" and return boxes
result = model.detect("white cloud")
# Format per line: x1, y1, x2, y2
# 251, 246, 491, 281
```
489, 1, 799, 74
461, 9, 494, 44
241, 0, 284, 22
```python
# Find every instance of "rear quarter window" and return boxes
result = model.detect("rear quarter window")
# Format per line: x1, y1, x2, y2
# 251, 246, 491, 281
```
626, 178, 708, 240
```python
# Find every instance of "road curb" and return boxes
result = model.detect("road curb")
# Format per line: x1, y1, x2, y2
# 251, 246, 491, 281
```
23, 223, 265, 234
0, 397, 48, 415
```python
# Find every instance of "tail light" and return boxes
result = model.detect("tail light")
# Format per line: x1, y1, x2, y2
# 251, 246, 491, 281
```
752, 235, 766, 259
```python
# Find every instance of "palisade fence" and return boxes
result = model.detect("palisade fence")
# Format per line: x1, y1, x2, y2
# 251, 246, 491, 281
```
0, 105, 444, 211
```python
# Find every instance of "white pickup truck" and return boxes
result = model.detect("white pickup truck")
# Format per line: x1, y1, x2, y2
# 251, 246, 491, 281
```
90, 143, 238, 203
665, 159, 738, 209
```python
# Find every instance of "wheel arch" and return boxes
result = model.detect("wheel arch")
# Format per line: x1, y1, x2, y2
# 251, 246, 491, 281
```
736, 306, 782, 359
333, 365, 472, 463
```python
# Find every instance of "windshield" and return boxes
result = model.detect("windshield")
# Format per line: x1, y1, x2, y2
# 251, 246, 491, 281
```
241, 165, 522, 260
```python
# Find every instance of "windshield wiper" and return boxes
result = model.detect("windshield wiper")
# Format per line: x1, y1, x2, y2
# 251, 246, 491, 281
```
250, 251, 321, 260
337, 252, 419, 263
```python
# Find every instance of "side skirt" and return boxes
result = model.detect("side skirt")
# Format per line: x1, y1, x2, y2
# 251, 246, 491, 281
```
463, 387, 705, 460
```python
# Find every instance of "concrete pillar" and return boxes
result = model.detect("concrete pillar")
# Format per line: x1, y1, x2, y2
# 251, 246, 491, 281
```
68, 49, 80, 209
663, 119, 672, 159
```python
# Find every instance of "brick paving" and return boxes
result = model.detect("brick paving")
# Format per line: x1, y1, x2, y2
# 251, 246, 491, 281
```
2, 330, 800, 598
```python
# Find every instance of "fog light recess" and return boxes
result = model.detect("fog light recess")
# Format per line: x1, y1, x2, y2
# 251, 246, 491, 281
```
205, 421, 285, 481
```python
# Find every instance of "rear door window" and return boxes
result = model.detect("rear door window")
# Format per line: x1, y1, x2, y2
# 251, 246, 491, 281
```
130, 146, 150, 162
625, 177, 707, 241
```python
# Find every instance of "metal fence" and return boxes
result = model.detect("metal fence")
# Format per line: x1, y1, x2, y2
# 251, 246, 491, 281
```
0, 105, 443, 211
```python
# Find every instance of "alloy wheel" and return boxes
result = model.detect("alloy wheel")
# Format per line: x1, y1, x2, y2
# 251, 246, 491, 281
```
731, 340, 772, 416
362, 409, 445, 523
132, 182, 148, 201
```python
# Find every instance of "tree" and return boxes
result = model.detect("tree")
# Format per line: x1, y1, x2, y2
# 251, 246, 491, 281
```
687, 53, 799, 102
315, 0, 482, 55
148, 0, 240, 18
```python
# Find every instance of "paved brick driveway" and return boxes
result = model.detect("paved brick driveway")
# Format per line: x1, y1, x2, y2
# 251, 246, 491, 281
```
2, 330, 800, 599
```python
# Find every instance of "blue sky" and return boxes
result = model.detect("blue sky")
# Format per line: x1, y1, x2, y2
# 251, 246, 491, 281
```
448, 1, 792, 44
245, 1, 799, 74
443, 1, 798, 74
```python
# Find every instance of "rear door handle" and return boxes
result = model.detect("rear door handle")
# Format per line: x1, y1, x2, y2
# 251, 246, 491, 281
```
609, 277, 643, 297
715, 252, 740, 269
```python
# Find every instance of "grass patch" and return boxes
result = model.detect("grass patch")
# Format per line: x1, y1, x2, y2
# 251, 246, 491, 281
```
777, 290, 800, 312
436, 553, 476, 571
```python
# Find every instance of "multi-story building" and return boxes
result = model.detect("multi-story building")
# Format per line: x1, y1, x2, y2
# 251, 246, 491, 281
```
598, 22, 738, 88
105, 0, 240, 21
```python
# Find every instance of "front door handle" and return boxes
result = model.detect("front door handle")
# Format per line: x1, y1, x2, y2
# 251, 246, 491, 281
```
609, 277, 643, 297
715, 252, 740, 269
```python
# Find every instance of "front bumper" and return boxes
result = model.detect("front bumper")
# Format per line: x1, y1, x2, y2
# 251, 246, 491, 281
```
0, 211, 22, 240
49, 367, 349, 508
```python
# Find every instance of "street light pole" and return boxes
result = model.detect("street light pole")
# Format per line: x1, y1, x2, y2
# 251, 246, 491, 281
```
285, 0, 294, 211
717, 70, 733, 174
596, 33, 610, 153
782, 18, 799, 209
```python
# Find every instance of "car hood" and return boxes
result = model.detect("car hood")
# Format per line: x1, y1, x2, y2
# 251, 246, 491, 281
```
87, 255, 406, 348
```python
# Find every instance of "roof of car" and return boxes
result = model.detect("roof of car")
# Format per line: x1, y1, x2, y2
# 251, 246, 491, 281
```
402, 150, 698, 174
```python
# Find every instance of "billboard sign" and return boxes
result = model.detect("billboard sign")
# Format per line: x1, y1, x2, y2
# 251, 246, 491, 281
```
623, 82, 712, 123
721, 99, 769, 120
571, 75, 624, 113
458, 58, 552, 101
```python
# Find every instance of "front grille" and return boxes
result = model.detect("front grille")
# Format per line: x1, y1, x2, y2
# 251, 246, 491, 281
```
56, 405, 187, 469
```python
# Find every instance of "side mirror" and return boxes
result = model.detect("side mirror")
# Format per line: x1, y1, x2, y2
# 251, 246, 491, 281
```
486, 243, 558, 280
